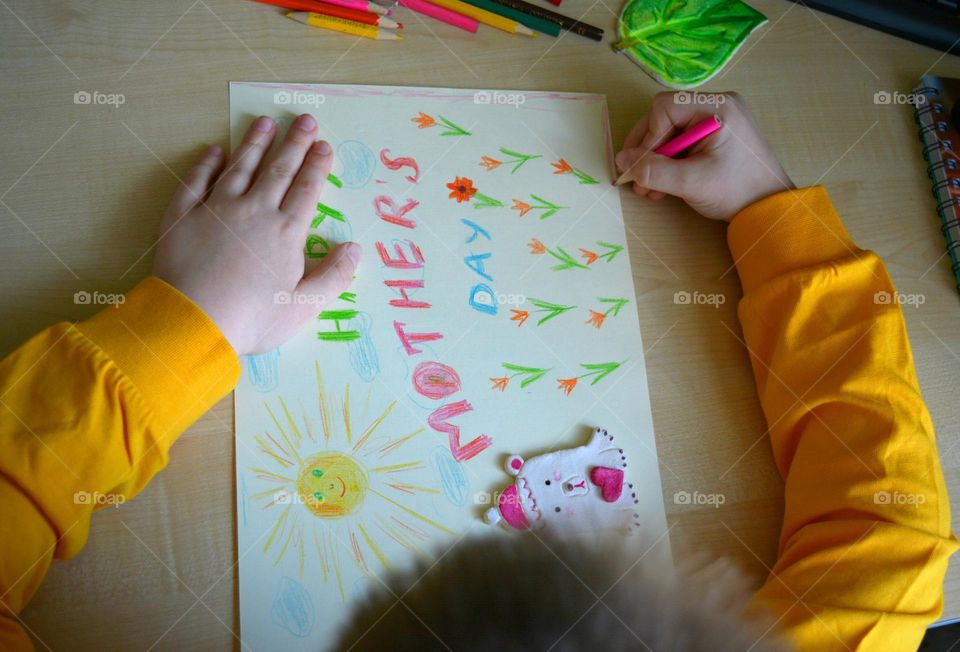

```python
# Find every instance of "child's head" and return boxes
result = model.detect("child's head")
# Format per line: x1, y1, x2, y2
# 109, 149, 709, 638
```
335, 535, 789, 651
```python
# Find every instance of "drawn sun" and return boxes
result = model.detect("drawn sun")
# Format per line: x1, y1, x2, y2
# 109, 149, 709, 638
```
250, 363, 453, 600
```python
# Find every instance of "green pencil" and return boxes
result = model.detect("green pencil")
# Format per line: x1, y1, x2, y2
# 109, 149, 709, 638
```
459, 0, 561, 36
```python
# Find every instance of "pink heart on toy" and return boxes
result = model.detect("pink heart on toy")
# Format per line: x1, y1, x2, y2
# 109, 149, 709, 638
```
590, 466, 624, 503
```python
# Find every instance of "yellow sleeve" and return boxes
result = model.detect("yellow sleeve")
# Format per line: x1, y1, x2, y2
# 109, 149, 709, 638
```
730, 186, 958, 650
0, 277, 240, 650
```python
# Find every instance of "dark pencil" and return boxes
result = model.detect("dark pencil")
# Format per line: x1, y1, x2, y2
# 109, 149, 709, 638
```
485, 0, 603, 41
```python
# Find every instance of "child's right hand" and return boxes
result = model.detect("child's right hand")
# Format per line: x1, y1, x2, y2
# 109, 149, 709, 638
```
615, 92, 795, 222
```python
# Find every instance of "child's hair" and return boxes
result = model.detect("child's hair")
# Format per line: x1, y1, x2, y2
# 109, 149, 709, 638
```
334, 534, 789, 651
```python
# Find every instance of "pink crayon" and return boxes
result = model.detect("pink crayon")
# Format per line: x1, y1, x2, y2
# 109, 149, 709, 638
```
398, 0, 479, 32
614, 114, 722, 186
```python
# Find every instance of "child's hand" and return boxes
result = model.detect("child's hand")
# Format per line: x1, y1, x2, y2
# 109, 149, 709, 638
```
152, 114, 361, 355
615, 92, 794, 222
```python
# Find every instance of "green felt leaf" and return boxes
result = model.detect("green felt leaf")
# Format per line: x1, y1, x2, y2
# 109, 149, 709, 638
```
615, 0, 766, 88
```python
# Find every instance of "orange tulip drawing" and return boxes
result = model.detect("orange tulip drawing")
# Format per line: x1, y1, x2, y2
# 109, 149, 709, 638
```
528, 238, 547, 255
479, 156, 502, 171
557, 377, 578, 396
552, 158, 574, 174
580, 248, 599, 265
586, 310, 606, 329
510, 310, 529, 327
490, 377, 510, 391
512, 199, 532, 217
412, 112, 436, 129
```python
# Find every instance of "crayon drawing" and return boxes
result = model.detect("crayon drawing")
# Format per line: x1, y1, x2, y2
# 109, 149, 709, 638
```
232, 82, 669, 650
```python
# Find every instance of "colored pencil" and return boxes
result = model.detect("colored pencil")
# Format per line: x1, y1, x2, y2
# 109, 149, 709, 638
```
485, 0, 602, 40
460, 0, 559, 35
285, 11, 402, 39
397, 0, 479, 32
288, 7, 401, 28
614, 115, 722, 186
255, 0, 389, 17
426, 0, 535, 35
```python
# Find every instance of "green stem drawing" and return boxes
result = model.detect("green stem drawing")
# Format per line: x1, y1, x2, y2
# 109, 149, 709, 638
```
545, 245, 589, 271
437, 115, 471, 136
491, 363, 552, 391
598, 297, 629, 316
511, 298, 577, 327
473, 192, 503, 208
513, 195, 566, 219
326, 172, 343, 188
552, 159, 598, 184
492, 147, 542, 173
577, 361, 623, 385
528, 298, 577, 325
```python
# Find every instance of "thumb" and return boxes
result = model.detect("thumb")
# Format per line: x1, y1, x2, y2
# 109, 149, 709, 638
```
294, 242, 362, 318
616, 148, 699, 197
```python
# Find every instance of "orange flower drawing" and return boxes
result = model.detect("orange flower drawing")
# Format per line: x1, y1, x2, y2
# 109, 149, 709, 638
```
586, 310, 606, 329
552, 158, 574, 174
491, 377, 510, 391
528, 238, 546, 255
412, 112, 436, 129
479, 156, 502, 171
510, 310, 529, 327
447, 177, 478, 203
580, 248, 599, 265
557, 377, 578, 396
512, 199, 532, 217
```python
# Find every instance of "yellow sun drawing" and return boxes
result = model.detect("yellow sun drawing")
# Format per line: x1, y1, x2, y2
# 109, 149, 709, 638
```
250, 362, 454, 601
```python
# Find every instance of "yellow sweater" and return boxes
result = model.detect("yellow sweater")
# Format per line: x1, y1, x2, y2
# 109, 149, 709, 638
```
0, 187, 954, 650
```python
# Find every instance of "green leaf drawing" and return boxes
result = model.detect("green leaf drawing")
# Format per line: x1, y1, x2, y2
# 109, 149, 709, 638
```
473, 192, 504, 208
614, 0, 767, 88
528, 194, 566, 220
438, 115, 471, 136
548, 246, 590, 271
597, 241, 623, 263
498, 147, 542, 173
598, 297, 629, 317
527, 298, 577, 325
501, 363, 551, 387
326, 172, 343, 188
578, 361, 624, 385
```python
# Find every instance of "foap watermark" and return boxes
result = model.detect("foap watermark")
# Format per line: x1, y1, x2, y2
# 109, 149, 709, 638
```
74, 491, 126, 508
673, 490, 725, 508
273, 90, 325, 107
274, 290, 326, 306
74, 290, 125, 307
674, 290, 725, 308
874, 290, 925, 308
74, 90, 125, 108
674, 92, 726, 108
474, 90, 526, 108
874, 491, 925, 508
873, 90, 926, 106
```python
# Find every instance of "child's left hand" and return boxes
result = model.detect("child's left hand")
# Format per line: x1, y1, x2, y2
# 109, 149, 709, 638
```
152, 114, 361, 356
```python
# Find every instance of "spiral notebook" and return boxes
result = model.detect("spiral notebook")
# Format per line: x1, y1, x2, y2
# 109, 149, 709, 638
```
914, 75, 960, 295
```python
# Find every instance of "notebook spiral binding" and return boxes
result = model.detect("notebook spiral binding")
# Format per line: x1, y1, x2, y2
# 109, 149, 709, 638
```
914, 77, 960, 292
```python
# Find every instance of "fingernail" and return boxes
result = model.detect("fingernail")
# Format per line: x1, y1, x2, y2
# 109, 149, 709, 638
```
316, 140, 332, 156
294, 114, 316, 131
341, 242, 362, 266
252, 116, 273, 132
208, 145, 222, 157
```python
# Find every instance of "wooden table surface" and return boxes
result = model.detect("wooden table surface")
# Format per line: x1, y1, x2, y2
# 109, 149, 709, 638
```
3, 0, 960, 648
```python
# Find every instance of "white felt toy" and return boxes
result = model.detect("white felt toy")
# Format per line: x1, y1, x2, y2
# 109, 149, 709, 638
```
484, 428, 640, 535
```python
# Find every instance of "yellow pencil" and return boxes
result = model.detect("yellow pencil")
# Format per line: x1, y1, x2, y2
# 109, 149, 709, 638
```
426, 0, 534, 35
286, 10, 402, 40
